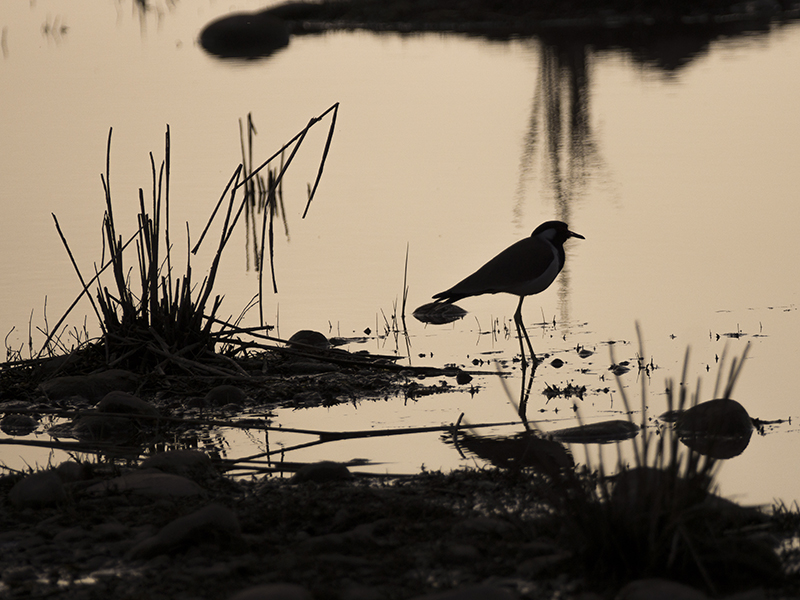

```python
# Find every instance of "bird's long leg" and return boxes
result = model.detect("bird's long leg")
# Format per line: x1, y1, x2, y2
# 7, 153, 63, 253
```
514, 296, 537, 366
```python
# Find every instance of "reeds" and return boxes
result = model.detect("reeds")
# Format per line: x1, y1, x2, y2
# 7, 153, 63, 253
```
94, 126, 222, 367
44, 104, 339, 372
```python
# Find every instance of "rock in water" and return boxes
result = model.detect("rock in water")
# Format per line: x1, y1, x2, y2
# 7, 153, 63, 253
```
412, 301, 467, 325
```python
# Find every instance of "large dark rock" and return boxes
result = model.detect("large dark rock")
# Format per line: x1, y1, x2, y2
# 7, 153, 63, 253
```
291, 461, 352, 483
674, 398, 754, 458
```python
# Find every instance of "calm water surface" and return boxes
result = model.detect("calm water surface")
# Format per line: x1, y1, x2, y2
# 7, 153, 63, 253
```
1, 1, 799, 506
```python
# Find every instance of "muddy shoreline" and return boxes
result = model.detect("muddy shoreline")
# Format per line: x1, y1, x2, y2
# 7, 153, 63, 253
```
2, 342, 800, 599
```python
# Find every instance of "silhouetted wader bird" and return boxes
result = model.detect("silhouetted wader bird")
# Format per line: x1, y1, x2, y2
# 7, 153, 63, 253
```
433, 220, 584, 366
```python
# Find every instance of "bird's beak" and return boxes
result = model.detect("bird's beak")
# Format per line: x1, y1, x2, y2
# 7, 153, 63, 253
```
569, 229, 585, 240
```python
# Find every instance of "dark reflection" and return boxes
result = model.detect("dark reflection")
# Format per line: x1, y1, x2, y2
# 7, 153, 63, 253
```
200, 10, 290, 59
444, 365, 575, 474
661, 398, 755, 459
515, 39, 598, 224
512, 16, 794, 319
447, 427, 574, 474
529, 18, 781, 76
514, 38, 601, 324
238, 114, 291, 286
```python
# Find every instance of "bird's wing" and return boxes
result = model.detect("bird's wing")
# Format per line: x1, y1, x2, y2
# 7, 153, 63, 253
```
435, 236, 559, 301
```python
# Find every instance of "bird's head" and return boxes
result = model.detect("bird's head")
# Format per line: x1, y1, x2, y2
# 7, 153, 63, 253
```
531, 220, 585, 244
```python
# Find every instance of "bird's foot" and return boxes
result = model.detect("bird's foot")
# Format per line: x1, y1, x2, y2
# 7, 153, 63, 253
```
520, 353, 541, 370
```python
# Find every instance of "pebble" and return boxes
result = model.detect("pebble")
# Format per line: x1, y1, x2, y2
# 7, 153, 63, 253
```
292, 461, 352, 483
8, 471, 66, 508
0, 413, 38, 436
55, 460, 92, 483
71, 414, 138, 442
228, 583, 314, 600
39, 369, 140, 402
204, 385, 247, 407
290, 390, 326, 407
86, 472, 204, 499
407, 584, 519, 599
140, 449, 216, 482
285, 361, 339, 375
53, 526, 89, 544
97, 391, 159, 417
128, 503, 242, 560
615, 578, 708, 600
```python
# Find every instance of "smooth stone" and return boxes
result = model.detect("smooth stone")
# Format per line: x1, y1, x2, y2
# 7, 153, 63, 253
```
204, 385, 247, 407
611, 466, 708, 511
288, 330, 331, 349
452, 516, 515, 538
228, 583, 313, 600
0, 413, 38, 436
674, 398, 754, 458
676, 398, 753, 436
407, 585, 519, 600
38, 375, 95, 401
91, 521, 127, 540
54, 460, 92, 483
615, 578, 708, 600
89, 369, 141, 393
0, 399, 35, 411
39, 369, 140, 402
443, 542, 481, 562
290, 390, 325, 406
71, 415, 138, 442
411, 301, 468, 325
34, 353, 80, 378
128, 503, 242, 560
86, 472, 204, 499
8, 471, 66, 508
140, 450, 216, 481
53, 526, 89, 543
97, 391, 159, 417
292, 461, 352, 483
285, 361, 339, 375
1, 565, 37, 587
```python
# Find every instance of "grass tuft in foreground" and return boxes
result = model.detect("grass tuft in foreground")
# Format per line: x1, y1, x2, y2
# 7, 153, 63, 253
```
543, 331, 783, 594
